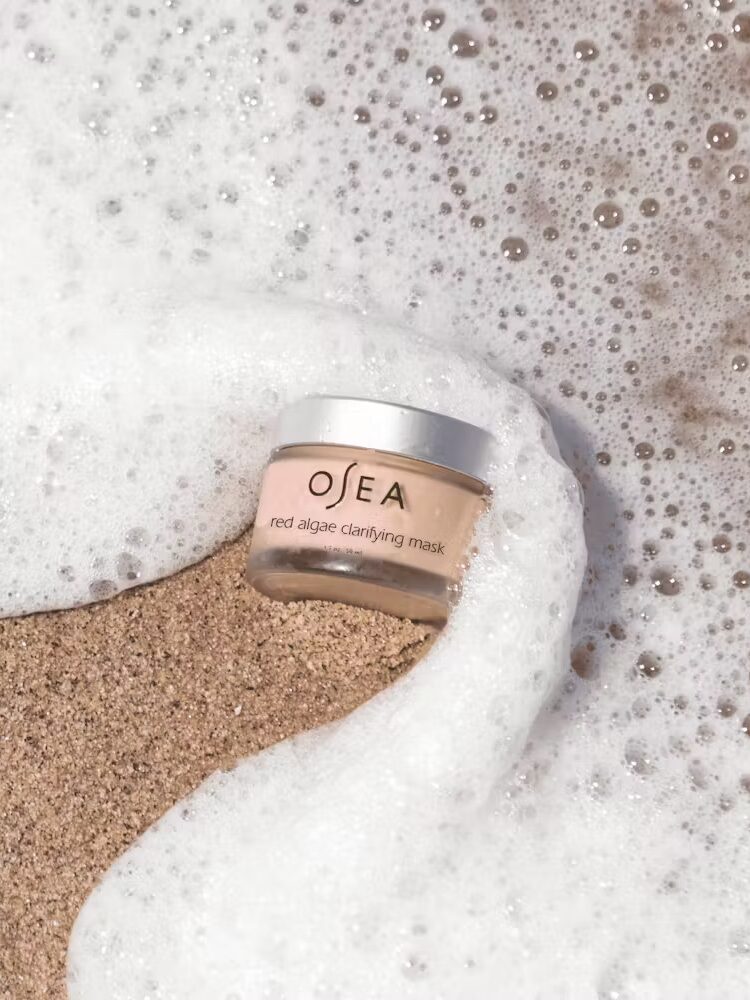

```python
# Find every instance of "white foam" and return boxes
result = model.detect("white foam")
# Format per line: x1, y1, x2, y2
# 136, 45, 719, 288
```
67, 370, 586, 999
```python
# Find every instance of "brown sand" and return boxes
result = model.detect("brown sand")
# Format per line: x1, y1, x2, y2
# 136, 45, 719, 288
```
0, 531, 431, 999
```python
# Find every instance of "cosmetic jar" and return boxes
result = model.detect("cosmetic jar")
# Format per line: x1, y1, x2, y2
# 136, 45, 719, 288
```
247, 396, 494, 623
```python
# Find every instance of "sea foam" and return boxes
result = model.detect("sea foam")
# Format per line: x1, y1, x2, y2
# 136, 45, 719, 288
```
67, 362, 586, 999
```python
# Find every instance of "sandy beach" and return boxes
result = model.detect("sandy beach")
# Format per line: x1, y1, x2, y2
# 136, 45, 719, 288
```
0, 532, 430, 999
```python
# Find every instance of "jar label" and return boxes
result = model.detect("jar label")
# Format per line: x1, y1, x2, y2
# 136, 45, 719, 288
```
250, 450, 485, 579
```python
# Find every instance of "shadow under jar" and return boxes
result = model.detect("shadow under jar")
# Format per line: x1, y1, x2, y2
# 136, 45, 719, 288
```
247, 395, 495, 623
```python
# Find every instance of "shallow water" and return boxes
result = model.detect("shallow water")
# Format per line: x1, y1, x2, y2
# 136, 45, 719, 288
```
2, 0, 750, 995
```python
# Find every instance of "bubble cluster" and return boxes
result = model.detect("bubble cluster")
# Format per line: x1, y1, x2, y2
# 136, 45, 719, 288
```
1, 0, 749, 995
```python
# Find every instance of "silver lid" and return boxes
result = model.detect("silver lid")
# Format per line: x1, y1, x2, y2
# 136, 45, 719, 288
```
274, 395, 495, 484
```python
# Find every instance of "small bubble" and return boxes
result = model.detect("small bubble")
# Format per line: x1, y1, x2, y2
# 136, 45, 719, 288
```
353, 106, 371, 124
635, 442, 654, 459
304, 85, 325, 107
136, 73, 154, 93
573, 39, 599, 61
643, 540, 659, 559
402, 955, 429, 980
432, 124, 451, 144
478, 104, 497, 123
559, 380, 575, 397
439, 87, 462, 108
731, 353, 748, 371
593, 201, 623, 228
732, 13, 750, 40
728, 164, 748, 183
636, 652, 662, 677
116, 552, 143, 582
217, 183, 239, 204
426, 65, 445, 85
500, 236, 528, 261
536, 81, 558, 101
647, 82, 670, 104
448, 29, 482, 58
639, 197, 660, 217
84, 113, 110, 138
238, 87, 261, 108
286, 224, 310, 250
711, 0, 734, 9
718, 438, 735, 454
718, 698, 737, 717
422, 8, 445, 31
125, 527, 150, 548
705, 32, 729, 50
89, 579, 117, 601
596, 451, 611, 465
651, 569, 681, 596
729, 930, 750, 957
713, 534, 732, 553
470, 214, 486, 229
624, 738, 655, 775
734, 570, 750, 588
622, 237, 641, 254
572, 640, 598, 679
98, 198, 123, 217
706, 122, 738, 151
741, 714, 750, 736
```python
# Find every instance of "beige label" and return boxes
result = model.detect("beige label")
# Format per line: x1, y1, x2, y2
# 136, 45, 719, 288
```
251, 450, 484, 579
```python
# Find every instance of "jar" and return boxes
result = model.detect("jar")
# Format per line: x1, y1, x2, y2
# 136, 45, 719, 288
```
246, 396, 494, 623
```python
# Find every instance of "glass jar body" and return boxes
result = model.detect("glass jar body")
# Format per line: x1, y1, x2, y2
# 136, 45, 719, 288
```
247, 444, 488, 623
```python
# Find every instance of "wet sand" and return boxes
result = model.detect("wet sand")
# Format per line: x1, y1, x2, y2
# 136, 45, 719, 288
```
0, 531, 430, 999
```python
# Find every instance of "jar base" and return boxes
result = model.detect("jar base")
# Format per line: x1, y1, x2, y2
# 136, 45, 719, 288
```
246, 549, 451, 623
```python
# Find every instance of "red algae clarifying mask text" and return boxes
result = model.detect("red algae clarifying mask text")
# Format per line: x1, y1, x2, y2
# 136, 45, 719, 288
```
247, 396, 494, 622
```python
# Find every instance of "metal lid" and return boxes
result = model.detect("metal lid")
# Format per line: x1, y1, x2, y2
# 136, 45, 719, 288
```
274, 395, 495, 484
